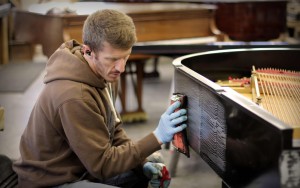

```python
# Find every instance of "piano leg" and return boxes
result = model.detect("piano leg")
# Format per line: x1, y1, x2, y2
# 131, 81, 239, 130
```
0, 106, 4, 131
168, 149, 180, 177
119, 56, 149, 123
143, 57, 160, 78
0, 15, 9, 65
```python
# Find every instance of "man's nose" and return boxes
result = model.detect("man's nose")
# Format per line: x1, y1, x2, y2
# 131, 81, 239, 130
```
115, 58, 126, 73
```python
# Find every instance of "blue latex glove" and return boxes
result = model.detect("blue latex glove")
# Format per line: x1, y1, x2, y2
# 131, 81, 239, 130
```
154, 101, 187, 144
143, 162, 171, 188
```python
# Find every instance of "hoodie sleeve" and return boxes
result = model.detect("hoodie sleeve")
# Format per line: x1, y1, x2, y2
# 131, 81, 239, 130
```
58, 98, 160, 180
112, 120, 131, 146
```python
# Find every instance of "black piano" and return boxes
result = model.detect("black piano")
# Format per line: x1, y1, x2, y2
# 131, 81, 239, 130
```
172, 48, 300, 188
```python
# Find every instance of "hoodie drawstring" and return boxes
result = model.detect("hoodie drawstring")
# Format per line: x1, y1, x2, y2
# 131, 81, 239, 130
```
105, 83, 121, 123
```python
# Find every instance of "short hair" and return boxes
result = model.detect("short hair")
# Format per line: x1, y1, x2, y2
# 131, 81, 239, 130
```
82, 9, 137, 52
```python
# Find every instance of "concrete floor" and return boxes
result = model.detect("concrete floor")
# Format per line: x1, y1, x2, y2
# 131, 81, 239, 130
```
0, 56, 222, 187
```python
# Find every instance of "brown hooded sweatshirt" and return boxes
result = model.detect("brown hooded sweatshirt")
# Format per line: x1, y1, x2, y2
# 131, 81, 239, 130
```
13, 40, 161, 187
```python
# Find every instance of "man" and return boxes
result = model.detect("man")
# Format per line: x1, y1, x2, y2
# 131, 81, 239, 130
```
13, 9, 187, 188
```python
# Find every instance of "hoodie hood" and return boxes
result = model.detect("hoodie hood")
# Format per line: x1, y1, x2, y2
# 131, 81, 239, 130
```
44, 40, 106, 89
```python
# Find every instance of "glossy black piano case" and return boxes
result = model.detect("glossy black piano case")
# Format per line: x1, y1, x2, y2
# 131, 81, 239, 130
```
172, 48, 300, 188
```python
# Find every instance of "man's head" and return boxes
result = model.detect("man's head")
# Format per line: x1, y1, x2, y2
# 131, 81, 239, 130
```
82, 9, 137, 82
82, 9, 137, 53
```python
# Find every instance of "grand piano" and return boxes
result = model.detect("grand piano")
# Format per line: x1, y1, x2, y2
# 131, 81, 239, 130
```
12, 1, 218, 122
173, 48, 300, 188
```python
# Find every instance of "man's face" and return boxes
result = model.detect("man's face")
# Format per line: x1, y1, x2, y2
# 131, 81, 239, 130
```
92, 42, 131, 82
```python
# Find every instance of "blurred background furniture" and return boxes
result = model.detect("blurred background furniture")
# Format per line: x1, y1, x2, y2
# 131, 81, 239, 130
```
213, 0, 287, 41
0, 2, 10, 65
11, 1, 219, 122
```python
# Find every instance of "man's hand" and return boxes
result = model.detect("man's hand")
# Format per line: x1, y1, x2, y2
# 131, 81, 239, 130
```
154, 101, 187, 144
147, 151, 164, 164
143, 162, 171, 188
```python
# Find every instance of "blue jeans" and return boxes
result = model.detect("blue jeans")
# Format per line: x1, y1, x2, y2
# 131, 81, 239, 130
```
55, 180, 117, 188
55, 170, 149, 188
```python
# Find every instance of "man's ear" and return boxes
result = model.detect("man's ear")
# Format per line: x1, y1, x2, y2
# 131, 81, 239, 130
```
86, 50, 91, 56
82, 45, 92, 56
